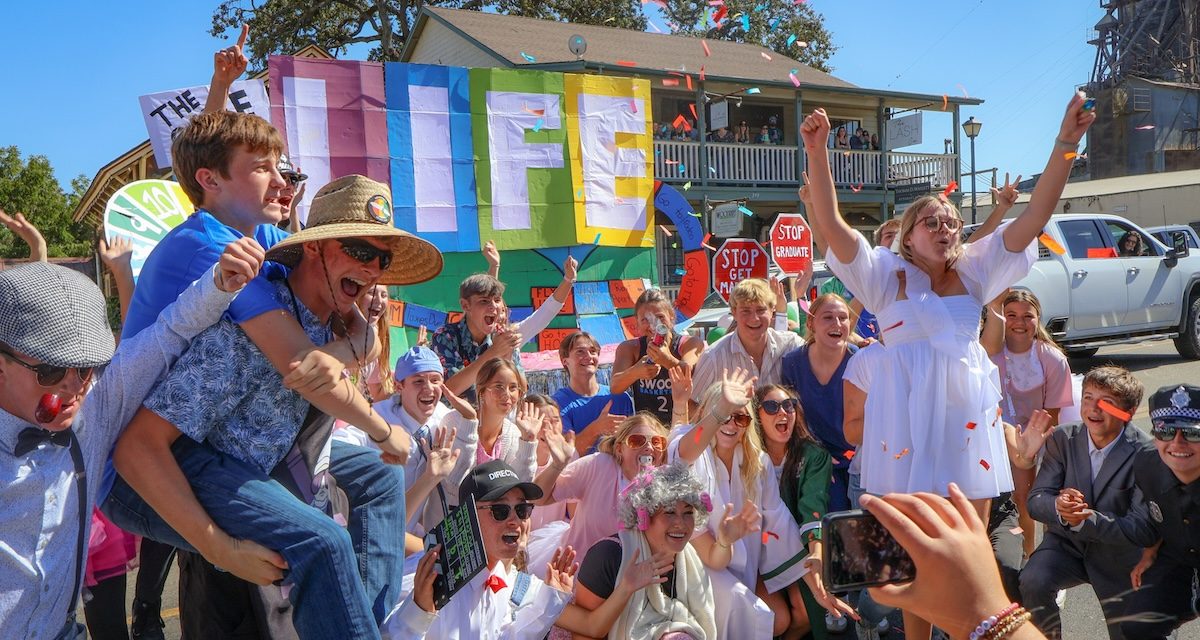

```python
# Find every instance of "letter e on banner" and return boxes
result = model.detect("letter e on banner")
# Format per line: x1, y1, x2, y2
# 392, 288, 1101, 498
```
768, 214, 812, 277
711, 239, 769, 304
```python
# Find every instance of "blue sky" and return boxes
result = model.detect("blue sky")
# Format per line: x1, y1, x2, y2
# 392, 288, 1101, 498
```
3, 1, 1099, 193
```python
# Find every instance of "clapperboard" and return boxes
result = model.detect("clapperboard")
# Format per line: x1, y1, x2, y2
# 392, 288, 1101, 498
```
424, 493, 487, 609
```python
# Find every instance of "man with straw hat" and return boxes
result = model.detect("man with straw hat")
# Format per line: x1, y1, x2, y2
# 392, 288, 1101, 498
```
104, 175, 441, 639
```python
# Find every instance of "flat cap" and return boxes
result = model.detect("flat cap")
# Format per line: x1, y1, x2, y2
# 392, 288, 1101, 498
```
0, 262, 114, 368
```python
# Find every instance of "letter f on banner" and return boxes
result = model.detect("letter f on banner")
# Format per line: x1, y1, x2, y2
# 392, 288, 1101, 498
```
486, 91, 564, 230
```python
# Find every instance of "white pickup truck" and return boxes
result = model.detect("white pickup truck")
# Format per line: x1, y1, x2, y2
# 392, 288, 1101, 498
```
1009, 213, 1200, 358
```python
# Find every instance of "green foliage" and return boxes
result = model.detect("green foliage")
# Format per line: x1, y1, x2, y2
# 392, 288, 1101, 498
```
0, 146, 93, 259
656, 0, 836, 73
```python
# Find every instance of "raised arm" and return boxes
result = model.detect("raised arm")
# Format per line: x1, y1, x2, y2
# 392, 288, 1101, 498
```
967, 173, 1021, 243
0, 209, 47, 261
800, 112, 860, 264
1002, 94, 1096, 252
515, 256, 575, 345
980, 292, 1006, 357
675, 368, 756, 463
98, 236, 136, 324
483, 239, 500, 279
204, 24, 249, 114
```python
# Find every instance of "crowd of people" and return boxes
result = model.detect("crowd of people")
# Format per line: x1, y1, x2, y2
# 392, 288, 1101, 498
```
2, 32, 1199, 640
653, 116, 786, 145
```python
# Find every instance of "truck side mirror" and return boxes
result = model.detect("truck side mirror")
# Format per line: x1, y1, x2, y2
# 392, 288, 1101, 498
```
1165, 230, 1189, 267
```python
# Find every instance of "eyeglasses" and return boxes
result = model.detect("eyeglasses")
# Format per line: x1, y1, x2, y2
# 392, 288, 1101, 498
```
625, 434, 667, 451
0, 346, 98, 387
1151, 424, 1200, 443
917, 215, 963, 233
477, 502, 535, 522
722, 413, 752, 428
336, 238, 393, 270
760, 398, 798, 415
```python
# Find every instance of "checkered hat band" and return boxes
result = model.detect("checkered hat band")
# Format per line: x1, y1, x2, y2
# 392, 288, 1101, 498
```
1150, 407, 1200, 422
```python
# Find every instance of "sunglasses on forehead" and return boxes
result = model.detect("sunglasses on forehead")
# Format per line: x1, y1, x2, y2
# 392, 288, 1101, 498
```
477, 502, 535, 522
1151, 424, 1200, 443
336, 238, 392, 270
760, 398, 798, 415
0, 346, 99, 387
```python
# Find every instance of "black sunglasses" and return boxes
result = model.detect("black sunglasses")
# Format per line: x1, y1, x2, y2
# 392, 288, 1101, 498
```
477, 502, 535, 522
0, 346, 98, 387
722, 413, 752, 428
1151, 424, 1200, 443
282, 172, 306, 186
337, 238, 392, 270
760, 398, 798, 415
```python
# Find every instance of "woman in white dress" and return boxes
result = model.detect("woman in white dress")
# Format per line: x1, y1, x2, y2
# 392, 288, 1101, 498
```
798, 95, 1094, 638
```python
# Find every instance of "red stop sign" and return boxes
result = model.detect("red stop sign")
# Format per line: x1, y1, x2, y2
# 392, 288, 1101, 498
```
769, 214, 813, 276
711, 238, 769, 303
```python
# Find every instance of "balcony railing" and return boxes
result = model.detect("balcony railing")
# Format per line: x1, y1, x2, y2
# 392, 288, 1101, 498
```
652, 140, 957, 190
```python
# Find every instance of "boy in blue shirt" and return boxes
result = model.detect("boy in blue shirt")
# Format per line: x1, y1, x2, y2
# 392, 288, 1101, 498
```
552, 331, 634, 455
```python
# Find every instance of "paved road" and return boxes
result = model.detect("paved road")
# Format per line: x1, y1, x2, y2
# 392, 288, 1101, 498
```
131, 341, 1200, 639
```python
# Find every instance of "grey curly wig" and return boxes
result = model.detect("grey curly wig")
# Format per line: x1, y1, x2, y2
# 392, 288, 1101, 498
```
617, 461, 712, 531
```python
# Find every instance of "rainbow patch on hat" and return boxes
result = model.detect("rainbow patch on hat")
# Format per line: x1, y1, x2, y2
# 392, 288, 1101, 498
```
366, 195, 392, 224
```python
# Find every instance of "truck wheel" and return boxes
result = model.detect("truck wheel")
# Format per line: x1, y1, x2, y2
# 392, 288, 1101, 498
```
1174, 297, 1200, 359
1065, 347, 1099, 359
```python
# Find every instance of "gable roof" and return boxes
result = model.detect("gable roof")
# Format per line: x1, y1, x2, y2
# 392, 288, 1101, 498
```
410, 7, 856, 90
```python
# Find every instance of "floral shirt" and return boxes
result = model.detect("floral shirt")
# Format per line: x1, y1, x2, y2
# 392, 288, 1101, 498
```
143, 278, 331, 473
429, 318, 523, 405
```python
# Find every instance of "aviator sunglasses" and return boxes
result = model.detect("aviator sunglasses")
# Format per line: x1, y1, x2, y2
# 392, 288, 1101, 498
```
625, 434, 668, 451
477, 502, 535, 522
722, 413, 753, 428
0, 346, 98, 387
1151, 423, 1200, 443
760, 398, 799, 415
336, 238, 393, 270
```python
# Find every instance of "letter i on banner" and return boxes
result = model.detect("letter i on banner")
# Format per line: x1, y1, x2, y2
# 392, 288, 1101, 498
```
385, 62, 480, 252
471, 68, 575, 250
564, 73, 655, 247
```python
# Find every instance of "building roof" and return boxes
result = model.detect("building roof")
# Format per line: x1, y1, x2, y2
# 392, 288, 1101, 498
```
409, 8, 981, 108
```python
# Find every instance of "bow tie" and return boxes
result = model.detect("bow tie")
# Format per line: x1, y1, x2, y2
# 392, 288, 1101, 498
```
484, 574, 507, 594
14, 427, 73, 456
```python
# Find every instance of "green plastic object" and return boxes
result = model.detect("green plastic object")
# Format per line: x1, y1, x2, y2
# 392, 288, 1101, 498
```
706, 326, 727, 344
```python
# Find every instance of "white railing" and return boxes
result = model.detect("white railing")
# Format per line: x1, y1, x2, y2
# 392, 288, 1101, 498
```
654, 140, 798, 184
827, 149, 883, 187
887, 152, 958, 188
654, 140, 705, 183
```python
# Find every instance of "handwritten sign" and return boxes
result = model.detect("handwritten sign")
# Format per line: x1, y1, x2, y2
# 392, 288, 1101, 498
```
387, 300, 406, 328
102, 180, 194, 280
139, 79, 270, 167
573, 281, 616, 315
538, 328, 577, 352
885, 112, 922, 150
531, 286, 574, 315
403, 303, 449, 330
609, 278, 649, 309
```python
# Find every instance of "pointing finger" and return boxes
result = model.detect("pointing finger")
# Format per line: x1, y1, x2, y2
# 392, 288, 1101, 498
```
237, 23, 250, 49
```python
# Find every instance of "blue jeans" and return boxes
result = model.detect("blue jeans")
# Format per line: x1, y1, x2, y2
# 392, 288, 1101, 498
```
329, 440, 407, 625
103, 437, 382, 640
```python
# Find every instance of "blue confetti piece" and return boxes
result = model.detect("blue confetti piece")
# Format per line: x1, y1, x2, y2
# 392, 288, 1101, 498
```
738, 205, 754, 216
520, 52, 536, 63
593, 233, 602, 245
576, 189, 583, 198
787, 34, 797, 47
674, 268, 687, 276
678, 164, 686, 174
746, 88, 761, 95
769, 17, 781, 29
741, 14, 750, 32
533, 118, 544, 132
790, 68, 799, 75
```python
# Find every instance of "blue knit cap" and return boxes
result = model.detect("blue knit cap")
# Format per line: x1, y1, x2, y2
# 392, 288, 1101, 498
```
393, 346, 444, 383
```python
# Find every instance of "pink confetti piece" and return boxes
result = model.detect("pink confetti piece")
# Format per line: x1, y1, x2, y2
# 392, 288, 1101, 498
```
665, 159, 679, 165
979, 459, 991, 471
760, 52, 773, 61
851, 183, 864, 193
881, 320, 904, 333
1136, 125, 1156, 130
659, 225, 673, 237
630, 100, 638, 113
702, 40, 711, 57
1009, 526, 1024, 536
788, 73, 800, 87
702, 243, 717, 251
522, 103, 545, 116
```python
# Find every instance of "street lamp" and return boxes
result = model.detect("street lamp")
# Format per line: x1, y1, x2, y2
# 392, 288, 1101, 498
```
962, 116, 983, 224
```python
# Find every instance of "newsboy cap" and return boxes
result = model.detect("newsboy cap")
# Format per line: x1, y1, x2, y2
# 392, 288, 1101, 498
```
0, 262, 115, 368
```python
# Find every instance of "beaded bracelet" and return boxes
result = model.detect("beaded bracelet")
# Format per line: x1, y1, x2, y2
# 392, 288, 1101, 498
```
968, 603, 1020, 640
987, 609, 1031, 640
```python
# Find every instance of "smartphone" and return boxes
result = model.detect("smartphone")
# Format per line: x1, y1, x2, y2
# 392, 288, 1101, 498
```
822, 510, 916, 592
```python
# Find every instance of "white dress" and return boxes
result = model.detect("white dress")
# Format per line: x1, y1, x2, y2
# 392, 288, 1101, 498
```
826, 222, 1036, 499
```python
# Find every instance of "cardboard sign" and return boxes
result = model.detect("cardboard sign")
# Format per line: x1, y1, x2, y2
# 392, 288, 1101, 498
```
711, 239, 769, 303
531, 286, 574, 315
139, 80, 270, 167
674, 249, 711, 319
538, 328, 576, 353
769, 214, 813, 276
102, 180, 194, 280
620, 314, 640, 339
609, 278, 649, 309
424, 495, 487, 610
387, 300, 406, 328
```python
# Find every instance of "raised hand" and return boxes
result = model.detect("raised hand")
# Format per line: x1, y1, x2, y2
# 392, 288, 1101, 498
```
541, 419, 575, 467
545, 546, 579, 593
440, 381, 476, 420
716, 367, 756, 417
515, 401, 545, 442
98, 235, 134, 273
717, 499, 762, 545
0, 209, 47, 260
217, 236, 265, 292
213, 23, 250, 86
1059, 92, 1098, 146
799, 109, 832, 151
669, 363, 692, 404
483, 239, 500, 272
615, 547, 672, 596
416, 324, 429, 347
421, 426, 461, 479
989, 172, 1022, 208
1015, 409, 1055, 462
769, 276, 787, 311
562, 255, 578, 283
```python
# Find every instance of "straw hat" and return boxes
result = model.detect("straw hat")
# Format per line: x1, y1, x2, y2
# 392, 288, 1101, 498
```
264, 175, 443, 285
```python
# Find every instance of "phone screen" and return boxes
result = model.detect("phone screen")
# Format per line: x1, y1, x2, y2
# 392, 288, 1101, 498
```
822, 510, 916, 592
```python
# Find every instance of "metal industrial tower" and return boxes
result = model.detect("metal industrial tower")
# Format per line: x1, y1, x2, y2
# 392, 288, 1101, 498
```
1089, 0, 1199, 88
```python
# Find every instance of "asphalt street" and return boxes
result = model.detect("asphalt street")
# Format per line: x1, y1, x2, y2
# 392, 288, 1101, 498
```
131, 340, 1200, 639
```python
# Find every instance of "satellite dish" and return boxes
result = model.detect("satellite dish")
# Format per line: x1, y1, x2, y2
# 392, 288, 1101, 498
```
568, 35, 587, 59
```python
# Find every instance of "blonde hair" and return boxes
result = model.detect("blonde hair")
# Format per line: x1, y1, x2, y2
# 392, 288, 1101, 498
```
695, 381, 764, 501
475, 357, 526, 404
598, 412, 670, 458
729, 279, 776, 312
804, 293, 851, 345
1001, 290, 1061, 353
897, 195, 965, 268
1083, 365, 1144, 414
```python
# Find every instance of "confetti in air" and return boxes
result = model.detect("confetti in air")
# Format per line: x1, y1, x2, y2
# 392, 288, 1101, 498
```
760, 52, 773, 61
788, 73, 801, 87
1039, 233, 1066, 255
941, 95, 948, 111
881, 320, 904, 333
533, 118, 544, 132
746, 88, 761, 95
1135, 125, 1156, 130
522, 104, 545, 116
659, 225, 673, 237
520, 52, 536, 63
617, 60, 638, 67
787, 34, 797, 47
702, 40, 711, 57
843, 450, 856, 461
593, 233, 602, 245
762, 531, 780, 544
979, 459, 991, 471
851, 183, 864, 193
683, 181, 692, 190
1009, 527, 1024, 536
675, 268, 687, 276
738, 205, 754, 216
941, 180, 958, 198
966, 422, 977, 430
1064, 152, 1078, 160
893, 448, 911, 460
662, 78, 680, 87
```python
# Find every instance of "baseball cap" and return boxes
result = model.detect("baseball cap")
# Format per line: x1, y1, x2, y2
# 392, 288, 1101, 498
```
393, 346, 444, 383
458, 460, 543, 503
0, 262, 115, 368
1149, 384, 1200, 428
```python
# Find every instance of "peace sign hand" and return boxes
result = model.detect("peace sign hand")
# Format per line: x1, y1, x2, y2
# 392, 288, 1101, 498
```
989, 172, 1022, 208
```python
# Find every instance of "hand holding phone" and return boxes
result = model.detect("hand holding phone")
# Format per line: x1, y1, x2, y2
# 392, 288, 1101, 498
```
822, 510, 916, 592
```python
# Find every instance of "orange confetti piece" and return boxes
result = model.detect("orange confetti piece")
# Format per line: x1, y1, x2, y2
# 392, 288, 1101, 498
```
699, 65, 706, 81
659, 225, 673, 237
689, 103, 698, 120
760, 52, 773, 61
979, 459, 991, 471
1063, 152, 1078, 160
1087, 247, 1118, 259
881, 320, 904, 333
843, 450, 856, 461
702, 232, 711, 246
662, 78, 680, 87
702, 40, 711, 57
851, 183, 864, 193
942, 95, 948, 111
941, 180, 958, 198
672, 114, 692, 132
1098, 399, 1132, 422
616, 60, 638, 67
966, 422, 977, 430
1039, 233, 1066, 255
686, 74, 693, 90
522, 104, 545, 116
893, 448, 911, 460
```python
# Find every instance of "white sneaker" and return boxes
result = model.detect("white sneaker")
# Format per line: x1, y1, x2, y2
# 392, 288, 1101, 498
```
827, 611, 849, 634
1055, 589, 1067, 609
